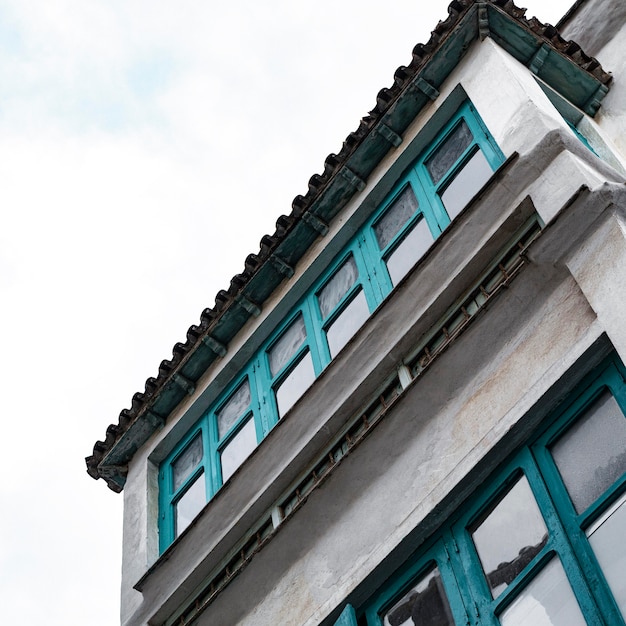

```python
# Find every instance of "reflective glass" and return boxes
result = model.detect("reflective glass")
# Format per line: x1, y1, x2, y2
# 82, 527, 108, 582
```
317, 256, 358, 319
374, 187, 419, 251
440, 149, 492, 220
472, 476, 548, 597
175, 472, 206, 537
382, 565, 454, 626
172, 433, 203, 492
326, 290, 369, 358
221, 417, 257, 482
551, 390, 626, 513
587, 492, 626, 618
268, 314, 307, 376
425, 120, 473, 184
386, 218, 433, 286
500, 558, 586, 626
275, 351, 315, 417
217, 378, 251, 439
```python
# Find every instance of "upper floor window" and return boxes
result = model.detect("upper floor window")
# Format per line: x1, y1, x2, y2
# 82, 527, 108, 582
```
362, 358, 626, 626
158, 99, 504, 552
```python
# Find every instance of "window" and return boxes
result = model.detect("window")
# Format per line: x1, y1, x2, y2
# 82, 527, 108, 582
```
364, 100, 503, 290
158, 100, 504, 552
265, 312, 319, 419
364, 357, 626, 626
158, 371, 264, 550
314, 247, 381, 360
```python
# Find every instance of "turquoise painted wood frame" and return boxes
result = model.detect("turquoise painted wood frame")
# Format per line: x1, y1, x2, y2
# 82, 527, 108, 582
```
361, 355, 626, 626
158, 100, 505, 553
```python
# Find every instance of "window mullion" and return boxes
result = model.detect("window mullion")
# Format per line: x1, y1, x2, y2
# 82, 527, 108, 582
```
356, 232, 390, 302
253, 357, 274, 435
201, 418, 216, 500
301, 299, 325, 374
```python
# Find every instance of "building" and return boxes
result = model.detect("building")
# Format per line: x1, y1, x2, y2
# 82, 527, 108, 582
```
86, 1, 626, 624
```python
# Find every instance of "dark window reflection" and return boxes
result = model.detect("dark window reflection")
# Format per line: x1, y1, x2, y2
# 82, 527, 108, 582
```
471, 476, 548, 597
383, 566, 455, 626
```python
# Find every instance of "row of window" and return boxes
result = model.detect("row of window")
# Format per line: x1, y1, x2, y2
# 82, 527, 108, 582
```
158, 100, 505, 551
350, 358, 626, 626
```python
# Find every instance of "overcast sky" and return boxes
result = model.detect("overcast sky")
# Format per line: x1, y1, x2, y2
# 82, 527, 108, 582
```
0, 0, 576, 623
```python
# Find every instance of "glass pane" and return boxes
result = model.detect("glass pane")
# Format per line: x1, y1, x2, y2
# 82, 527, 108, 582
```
587, 492, 626, 617
217, 378, 251, 439
275, 351, 316, 417
472, 476, 548, 597
318, 256, 359, 319
440, 149, 492, 220
374, 186, 419, 250
425, 120, 473, 184
500, 557, 586, 626
382, 565, 455, 626
386, 218, 433, 286
175, 472, 206, 537
268, 314, 307, 376
551, 390, 626, 513
172, 433, 203, 492
326, 290, 369, 358
221, 417, 258, 483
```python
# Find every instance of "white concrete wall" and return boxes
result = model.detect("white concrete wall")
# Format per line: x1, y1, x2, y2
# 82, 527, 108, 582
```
119, 23, 626, 626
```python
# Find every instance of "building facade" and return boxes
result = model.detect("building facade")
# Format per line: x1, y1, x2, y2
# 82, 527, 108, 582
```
87, 1, 626, 624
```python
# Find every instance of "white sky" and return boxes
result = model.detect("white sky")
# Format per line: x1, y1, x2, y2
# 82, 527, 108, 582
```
0, 0, 577, 623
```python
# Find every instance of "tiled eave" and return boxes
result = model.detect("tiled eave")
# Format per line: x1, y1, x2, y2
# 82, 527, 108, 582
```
86, 0, 612, 492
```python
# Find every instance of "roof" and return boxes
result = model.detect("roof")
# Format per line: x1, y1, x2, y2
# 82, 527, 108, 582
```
86, 0, 612, 492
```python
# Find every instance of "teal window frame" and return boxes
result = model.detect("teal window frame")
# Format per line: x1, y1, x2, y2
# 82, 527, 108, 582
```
158, 99, 504, 552
361, 356, 626, 626
361, 100, 503, 291
364, 539, 468, 626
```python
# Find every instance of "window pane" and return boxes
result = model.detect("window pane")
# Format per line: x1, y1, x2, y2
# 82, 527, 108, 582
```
374, 187, 419, 251
326, 290, 369, 358
386, 218, 433, 286
217, 378, 251, 439
175, 472, 206, 537
440, 149, 492, 220
221, 417, 257, 483
500, 558, 586, 626
382, 565, 454, 626
425, 120, 473, 184
471, 476, 548, 597
587, 492, 626, 618
551, 390, 626, 513
268, 314, 307, 376
172, 433, 203, 492
275, 351, 315, 417
318, 256, 359, 319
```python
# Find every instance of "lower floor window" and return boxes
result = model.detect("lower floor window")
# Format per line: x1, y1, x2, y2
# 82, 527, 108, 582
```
363, 357, 626, 626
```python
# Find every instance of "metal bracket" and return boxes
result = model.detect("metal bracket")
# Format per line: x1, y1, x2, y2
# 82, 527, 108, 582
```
201, 335, 227, 357
377, 123, 403, 147
478, 3, 490, 40
340, 166, 366, 192
270, 254, 295, 278
173, 373, 195, 396
302, 211, 329, 236
529, 44, 550, 75
235, 294, 261, 317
